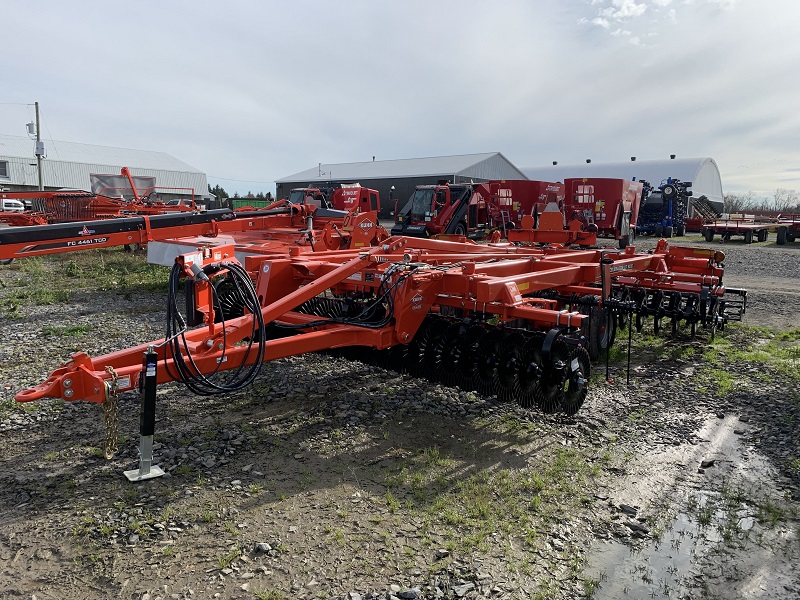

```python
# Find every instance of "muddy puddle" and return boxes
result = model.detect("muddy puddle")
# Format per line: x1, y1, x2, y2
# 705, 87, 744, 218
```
584, 415, 800, 599
586, 490, 755, 598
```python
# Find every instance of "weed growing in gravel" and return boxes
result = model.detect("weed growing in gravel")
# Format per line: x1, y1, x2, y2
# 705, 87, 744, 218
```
386, 490, 400, 512
217, 543, 242, 569
40, 324, 92, 337
254, 590, 284, 600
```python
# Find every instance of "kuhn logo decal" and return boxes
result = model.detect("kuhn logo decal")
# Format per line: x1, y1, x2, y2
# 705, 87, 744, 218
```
358, 221, 373, 231
78, 225, 96, 236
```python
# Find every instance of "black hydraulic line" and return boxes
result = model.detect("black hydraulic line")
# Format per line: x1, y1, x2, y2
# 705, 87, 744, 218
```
163, 260, 265, 395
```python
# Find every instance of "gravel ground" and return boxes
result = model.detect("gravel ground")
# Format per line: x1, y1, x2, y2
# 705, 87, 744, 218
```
0, 236, 798, 600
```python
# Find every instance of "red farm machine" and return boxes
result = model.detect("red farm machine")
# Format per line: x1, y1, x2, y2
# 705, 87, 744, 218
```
4, 178, 748, 472
391, 180, 563, 239
17, 236, 746, 416
0, 167, 197, 227
0, 198, 388, 265
391, 178, 642, 249
279, 184, 381, 215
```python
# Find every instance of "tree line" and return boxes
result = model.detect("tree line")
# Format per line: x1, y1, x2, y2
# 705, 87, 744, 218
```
723, 189, 800, 214
208, 184, 273, 200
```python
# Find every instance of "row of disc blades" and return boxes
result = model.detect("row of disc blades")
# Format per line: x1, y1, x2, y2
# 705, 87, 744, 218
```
327, 315, 591, 416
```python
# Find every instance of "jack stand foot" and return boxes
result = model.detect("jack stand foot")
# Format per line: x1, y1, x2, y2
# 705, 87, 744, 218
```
124, 464, 165, 482
123, 434, 165, 482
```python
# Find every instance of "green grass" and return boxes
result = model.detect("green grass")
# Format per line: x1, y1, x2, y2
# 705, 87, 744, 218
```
217, 544, 242, 569
380, 427, 607, 557
254, 590, 284, 600
0, 250, 169, 313
40, 324, 92, 337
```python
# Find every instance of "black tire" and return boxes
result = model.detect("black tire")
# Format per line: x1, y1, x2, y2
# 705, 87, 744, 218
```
583, 305, 617, 361
655, 225, 663, 237
757, 230, 767, 243
664, 226, 673, 238
743, 230, 753, 244
676, 224, 686, 237
703, 228, 714, 242
454, 221, 467, 236
777, 226, 787, 245
618, 231, 634, 249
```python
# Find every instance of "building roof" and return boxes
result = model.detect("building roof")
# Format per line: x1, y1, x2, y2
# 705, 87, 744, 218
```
276, 152, 527, 183
521, 157, 724, 204
0, 134, 202, 173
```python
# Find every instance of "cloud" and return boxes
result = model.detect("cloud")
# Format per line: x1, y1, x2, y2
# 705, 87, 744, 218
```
600, 0, 648, 20
0, 0, 796, 198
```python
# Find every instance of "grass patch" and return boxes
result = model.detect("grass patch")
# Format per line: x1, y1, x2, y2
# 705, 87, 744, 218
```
0, 250, 169, 313
40, 324, 92, 337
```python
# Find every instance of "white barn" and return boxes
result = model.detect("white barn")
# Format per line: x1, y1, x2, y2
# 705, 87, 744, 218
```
0, 134, 208, 201
521, 157, 724, 211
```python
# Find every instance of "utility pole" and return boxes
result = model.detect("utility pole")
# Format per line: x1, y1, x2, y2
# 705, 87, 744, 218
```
34, 102, 44, 191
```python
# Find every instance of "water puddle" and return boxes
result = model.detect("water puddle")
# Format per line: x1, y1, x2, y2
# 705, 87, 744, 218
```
585, 490, 755, 599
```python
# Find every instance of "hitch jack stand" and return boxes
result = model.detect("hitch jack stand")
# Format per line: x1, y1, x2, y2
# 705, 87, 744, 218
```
124, 346, 165, 482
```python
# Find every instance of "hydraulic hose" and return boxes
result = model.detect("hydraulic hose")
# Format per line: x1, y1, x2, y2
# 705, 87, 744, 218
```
163, 261, 266, 395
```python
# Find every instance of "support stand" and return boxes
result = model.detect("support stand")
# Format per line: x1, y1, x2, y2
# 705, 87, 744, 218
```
124, 346, 165, 482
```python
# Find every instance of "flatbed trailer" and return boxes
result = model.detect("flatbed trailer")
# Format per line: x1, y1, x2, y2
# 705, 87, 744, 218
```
700, 218, 795, 244
775, 215, 800, 245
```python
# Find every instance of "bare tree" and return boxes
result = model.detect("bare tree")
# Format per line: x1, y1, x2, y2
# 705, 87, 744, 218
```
774, 188, 799, 213
724, 192, 758, 214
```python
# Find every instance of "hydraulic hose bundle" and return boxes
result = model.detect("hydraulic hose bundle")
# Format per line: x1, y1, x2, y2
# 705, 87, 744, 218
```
164, 260, 266, 395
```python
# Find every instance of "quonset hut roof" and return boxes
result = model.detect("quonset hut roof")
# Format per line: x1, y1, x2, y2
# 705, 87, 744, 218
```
521, 157, 724, 205
276, 152, 528, 184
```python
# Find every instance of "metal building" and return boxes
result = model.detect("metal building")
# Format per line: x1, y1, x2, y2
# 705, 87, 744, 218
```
521, 157, 725, 213
0, 134, 208, 202
276, 152, 527, 219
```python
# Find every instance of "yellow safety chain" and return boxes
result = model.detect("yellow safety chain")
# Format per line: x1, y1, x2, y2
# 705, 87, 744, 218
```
103, 366, 120, 459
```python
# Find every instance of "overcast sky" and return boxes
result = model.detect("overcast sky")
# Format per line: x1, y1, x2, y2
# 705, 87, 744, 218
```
1, 0, 797, 197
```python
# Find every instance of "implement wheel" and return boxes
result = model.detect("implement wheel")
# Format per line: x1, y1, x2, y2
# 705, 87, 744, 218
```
777, 226, 787, 245
703, 228, 714, 242
744, 230, 753, 244
585, 306, 616, 361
